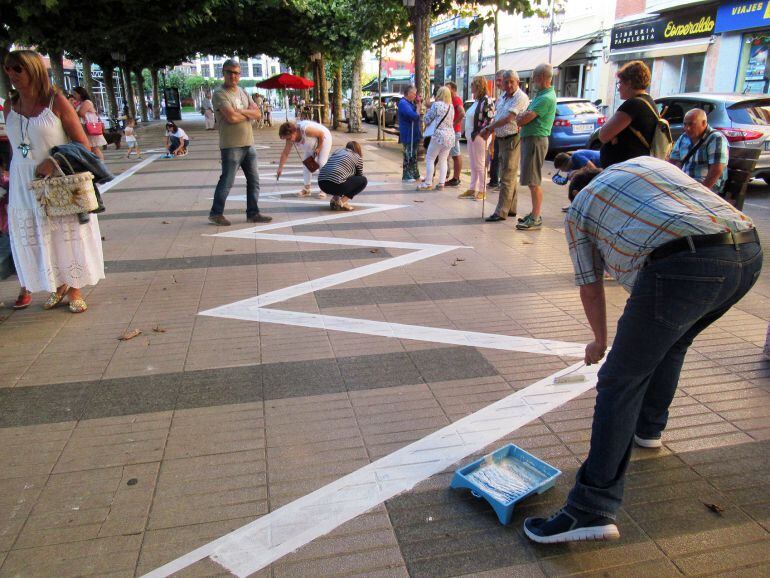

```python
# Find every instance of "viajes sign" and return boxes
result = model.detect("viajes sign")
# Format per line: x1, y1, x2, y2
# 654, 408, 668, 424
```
715, 0, 770, 33
611, 5, 717, 50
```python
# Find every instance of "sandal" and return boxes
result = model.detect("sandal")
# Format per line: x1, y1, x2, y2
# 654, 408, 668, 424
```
297, 187, 311, 197
416, 183, 432, 191
43, 291, 66, 310
12, 292, 32, 310
474, 192, 486, 201
68, 299, 88, 314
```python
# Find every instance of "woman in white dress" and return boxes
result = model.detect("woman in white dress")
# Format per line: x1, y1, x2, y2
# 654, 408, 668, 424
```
276, 120, 332, 198
418, 86, 454, 191
4, 50, 105, 313
72, 86, 107, 160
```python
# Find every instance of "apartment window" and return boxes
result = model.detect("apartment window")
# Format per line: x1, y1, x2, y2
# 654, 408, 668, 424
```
214, 64, 223, 78
202, 66, 210, 78
252, 62, 263, 78
271, 66, 278, 76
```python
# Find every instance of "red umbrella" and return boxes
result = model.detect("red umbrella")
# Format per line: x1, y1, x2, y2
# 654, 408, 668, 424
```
256, 73, 314, 89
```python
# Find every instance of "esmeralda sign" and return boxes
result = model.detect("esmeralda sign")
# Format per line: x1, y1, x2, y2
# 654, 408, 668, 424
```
611, 5, 717, 50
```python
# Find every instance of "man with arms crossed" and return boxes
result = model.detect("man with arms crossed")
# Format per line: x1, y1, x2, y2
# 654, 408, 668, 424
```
208, 58, 271, 226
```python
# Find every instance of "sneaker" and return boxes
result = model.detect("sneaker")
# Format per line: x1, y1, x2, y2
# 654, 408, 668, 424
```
474, 192, 486, 201
516, 215, 542, 230
247, 213, 272, 223
208, 215, 231, 226
524, 505, 620, 544
634, 434, 662, 448
517, 213, 531, 223
402, 178, 417, 183
445, 178, 461, 187
458, 189, 476, 199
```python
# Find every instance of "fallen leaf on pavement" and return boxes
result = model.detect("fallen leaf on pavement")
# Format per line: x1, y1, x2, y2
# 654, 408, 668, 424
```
704, 502, 725, 514
118, 329, 142, 341
522, 240, 533, 244
224, 249, 235, 252
413, 200, 424, 203
152, 326, 166, 333
161, 221, 171, 224
370, 249, 379, 253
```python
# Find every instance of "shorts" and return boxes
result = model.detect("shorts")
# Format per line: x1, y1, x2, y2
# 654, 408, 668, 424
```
126, 137, 137, 146
450, 132, 461, 157
519, 136, 549, 187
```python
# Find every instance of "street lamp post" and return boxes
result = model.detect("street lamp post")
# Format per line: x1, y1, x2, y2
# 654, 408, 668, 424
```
543, 0, 565, 63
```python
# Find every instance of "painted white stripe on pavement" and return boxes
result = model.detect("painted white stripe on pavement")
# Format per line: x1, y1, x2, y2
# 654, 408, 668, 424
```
201, 307, 587, 357
200, 247, 456, 308
142, 361, 598, 578
100, 154, 161, 193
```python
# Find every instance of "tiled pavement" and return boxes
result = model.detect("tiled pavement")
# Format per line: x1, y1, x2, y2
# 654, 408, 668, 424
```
0, 117, 768, 578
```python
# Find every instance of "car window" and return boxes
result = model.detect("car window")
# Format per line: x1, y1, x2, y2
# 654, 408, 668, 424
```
556, 102, 598, 115
659, 100, 700, 124
727, 100, 770, 125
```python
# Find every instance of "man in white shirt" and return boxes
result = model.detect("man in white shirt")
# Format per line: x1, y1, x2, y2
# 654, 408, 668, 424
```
479, 70, 529, 222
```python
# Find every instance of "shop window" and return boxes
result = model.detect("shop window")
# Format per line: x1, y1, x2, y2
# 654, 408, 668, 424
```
562, 66, 580, 97
444, 41, 455, 89
679, 53, 704, 93
737, 34, 770, 94
456, 37, 469, 100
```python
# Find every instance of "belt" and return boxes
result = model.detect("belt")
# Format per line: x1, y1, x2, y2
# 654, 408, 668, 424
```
648, 229, 760, 262
496, 133, 518, 139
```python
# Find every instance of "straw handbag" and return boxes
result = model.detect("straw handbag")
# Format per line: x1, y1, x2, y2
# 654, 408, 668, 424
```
29, 154, 99, 217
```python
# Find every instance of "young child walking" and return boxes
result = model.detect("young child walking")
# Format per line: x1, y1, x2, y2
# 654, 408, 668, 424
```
124, 118, 143, 159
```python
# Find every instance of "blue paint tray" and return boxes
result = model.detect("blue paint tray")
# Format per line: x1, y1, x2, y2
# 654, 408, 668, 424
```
450, 443, 561, 525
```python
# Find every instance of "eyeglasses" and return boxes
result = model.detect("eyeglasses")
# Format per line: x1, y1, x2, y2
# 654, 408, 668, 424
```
4, 64, 23, 74
223, 69, 241, 75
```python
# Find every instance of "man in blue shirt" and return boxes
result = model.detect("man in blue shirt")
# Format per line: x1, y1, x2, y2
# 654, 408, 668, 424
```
397, 86, 421, 182
669, 108, 728, 194
554, 149, 601, 173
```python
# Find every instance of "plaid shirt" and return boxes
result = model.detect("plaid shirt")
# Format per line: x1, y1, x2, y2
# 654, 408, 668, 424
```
492, 89, 529, 138
669, 128, 729, 193
565, 156, 754, 292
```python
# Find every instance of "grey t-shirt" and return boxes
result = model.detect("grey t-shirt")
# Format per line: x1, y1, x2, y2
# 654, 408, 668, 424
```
212, 86, 254, 149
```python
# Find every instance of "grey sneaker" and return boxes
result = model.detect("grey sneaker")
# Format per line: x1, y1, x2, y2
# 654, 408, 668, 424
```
517, 212, 531, 223
208, 215, 231, 226
516, 215, 542, 230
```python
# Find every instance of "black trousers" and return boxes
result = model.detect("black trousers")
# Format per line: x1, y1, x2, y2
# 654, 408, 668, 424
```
318, 176, 368, 199
488, 138, 500, 184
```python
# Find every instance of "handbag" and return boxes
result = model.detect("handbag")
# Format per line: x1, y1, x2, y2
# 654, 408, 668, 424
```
29, 155, 99, 217
423, 105, 450, 149
84, 112, 104, 136
294, 144, 320, 173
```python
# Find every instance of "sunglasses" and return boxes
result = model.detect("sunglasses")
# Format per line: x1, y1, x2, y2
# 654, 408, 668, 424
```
4, 64, 23, 74
223, 69, 241, 75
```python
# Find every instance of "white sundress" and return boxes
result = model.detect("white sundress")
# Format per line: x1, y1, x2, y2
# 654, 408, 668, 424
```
6, 104, 105, 293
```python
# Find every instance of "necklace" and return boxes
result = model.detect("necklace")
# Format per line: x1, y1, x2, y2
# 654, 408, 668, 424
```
17, 98, 32, 158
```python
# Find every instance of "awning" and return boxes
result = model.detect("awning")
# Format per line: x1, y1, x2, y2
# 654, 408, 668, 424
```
609, 37, 712, 61
478, 37, 593, 77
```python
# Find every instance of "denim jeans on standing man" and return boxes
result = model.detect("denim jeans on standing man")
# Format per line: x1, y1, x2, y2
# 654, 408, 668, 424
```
567, 241, 763, 519
210, 145, 261, 219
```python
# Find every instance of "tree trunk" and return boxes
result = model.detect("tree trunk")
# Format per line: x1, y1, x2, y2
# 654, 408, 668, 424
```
319, 54, 329, 125
348, 51, 363, 133
102, 64, 119, 119
151, 68, 161, 120
121, 66, 137, 119
299, 65, 309, 107
494, 9, 500, 98
0, 42, 11, 102
134, 67, 149, 122
411, 0, 432, 104
332, 64, 342, 130
82, 56, 94, 97
49, 50, 66, 92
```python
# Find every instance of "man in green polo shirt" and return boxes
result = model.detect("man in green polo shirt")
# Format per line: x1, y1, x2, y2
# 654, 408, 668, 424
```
515, 63, 557, 231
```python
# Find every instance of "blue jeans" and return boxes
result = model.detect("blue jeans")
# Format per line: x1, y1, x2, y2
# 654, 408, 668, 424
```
210, 146, 261, 218
168, 136, 189, 154
568, 241, 763, 518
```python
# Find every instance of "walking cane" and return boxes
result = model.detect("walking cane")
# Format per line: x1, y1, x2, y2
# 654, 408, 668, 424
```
481, 136, 490, 219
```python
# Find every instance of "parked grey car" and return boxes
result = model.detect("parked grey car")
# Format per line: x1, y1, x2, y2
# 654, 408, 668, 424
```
587, 93, 770, 183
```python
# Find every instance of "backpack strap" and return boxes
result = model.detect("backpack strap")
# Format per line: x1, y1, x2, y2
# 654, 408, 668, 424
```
627, 96, 659, 150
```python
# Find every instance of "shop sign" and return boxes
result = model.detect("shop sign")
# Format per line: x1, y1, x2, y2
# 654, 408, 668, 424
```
610, 5, 717, 49
430, 16, 473, 41
715, 1, 770, 33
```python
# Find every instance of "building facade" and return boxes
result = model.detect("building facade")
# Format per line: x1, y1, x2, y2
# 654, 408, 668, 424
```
712, 0, 770, 94
429, 0, 616, 103
188, 54, 283, 82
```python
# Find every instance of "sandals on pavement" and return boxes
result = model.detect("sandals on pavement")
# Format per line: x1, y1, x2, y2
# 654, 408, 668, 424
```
12, 292, 32, 310
43, 286, 69, 310
68, 299, 88, 314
